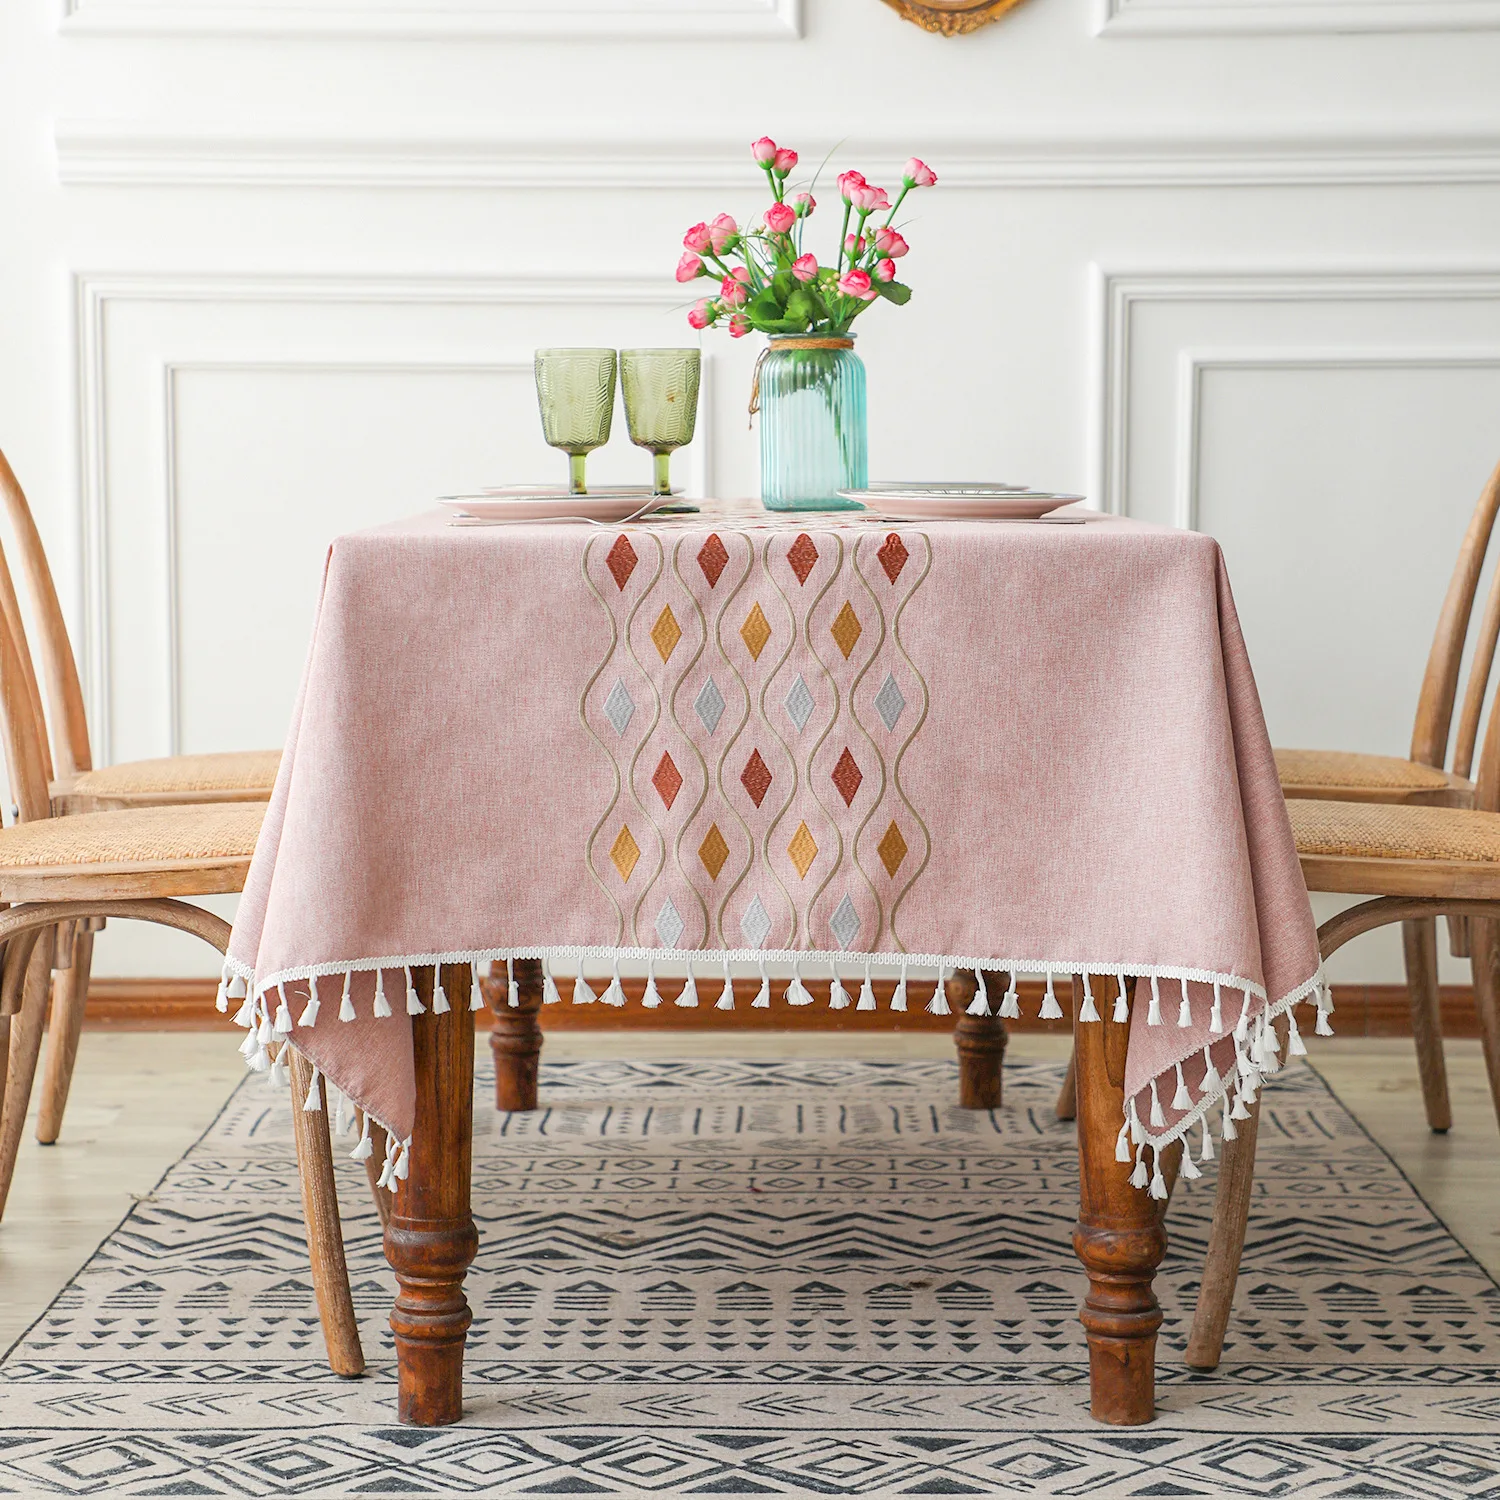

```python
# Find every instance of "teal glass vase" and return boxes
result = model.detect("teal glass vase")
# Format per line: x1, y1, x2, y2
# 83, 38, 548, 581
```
757, 335, 867, 511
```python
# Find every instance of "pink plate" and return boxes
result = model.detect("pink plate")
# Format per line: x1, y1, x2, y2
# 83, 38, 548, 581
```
840, 490, 1083, 521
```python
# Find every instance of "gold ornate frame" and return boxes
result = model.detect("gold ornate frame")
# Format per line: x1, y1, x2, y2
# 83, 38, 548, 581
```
881, 0, 1030, 32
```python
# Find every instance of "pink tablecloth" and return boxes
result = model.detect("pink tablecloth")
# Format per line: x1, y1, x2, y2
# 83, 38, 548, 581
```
224, 505, 1323, 1195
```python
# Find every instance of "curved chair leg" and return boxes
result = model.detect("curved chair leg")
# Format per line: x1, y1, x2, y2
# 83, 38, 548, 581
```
0, 932, 54, 1219
1055, 1053, 1077, 1121
36, 925, 94, 1144
1470, 919, 1500, 1131
1402, 917, 1452, 1132
287, 1048, 365, 1377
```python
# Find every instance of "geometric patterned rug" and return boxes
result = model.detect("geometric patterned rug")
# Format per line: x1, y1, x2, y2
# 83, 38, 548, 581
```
3, 1057, 1499, 1497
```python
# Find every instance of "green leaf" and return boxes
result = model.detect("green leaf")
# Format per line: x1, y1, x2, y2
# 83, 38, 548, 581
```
874, 279, 912, 306
745, 288, 785, 323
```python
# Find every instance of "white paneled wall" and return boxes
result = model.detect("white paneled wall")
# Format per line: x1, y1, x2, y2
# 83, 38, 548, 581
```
4, 0, 1500, 978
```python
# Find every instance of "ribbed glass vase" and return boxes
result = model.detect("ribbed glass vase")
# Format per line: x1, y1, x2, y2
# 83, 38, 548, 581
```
757, 335, 867, 511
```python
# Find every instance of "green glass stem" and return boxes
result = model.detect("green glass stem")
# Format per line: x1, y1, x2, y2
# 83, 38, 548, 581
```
569, 453, 588, 495
652, 450, 673, 496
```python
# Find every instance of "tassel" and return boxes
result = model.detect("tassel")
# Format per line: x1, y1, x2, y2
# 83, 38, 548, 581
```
676, 964, 700, 1008
602, 957, 627, 1007
1315, 1004, 1334, 1037
542, 958, 562, 1006
1180, 1147, 1203, 1181
232, 991, 256, 1029
303, 1066, 323, 1112
1115, 1116, 1132, 1163
1149, 1078, 1166, 1128
786, 960, 813, 1006
1320, 978, 1336, 1016
273, 987, 293, 1035
432, 966, 450, 1014
1146, 974, 1162, 1026
829, 962, 850, 1010
1259, 1015, 1281, 1074
1128, 1096, 1145, 1146
1221, 1091, 1238, 1141
269, 1045, 288, 1088
297, 978, 321, 1029
1201, 1044, 1222, 1094
890, 961, 908, 1013
507, 957, 519, 1009
715, 958, 735, 1011
998, 972, 1021, 1020
256, 1005, 274, 1045
1287, 1007, 1307, 1056
251, 1042, 269, 1072
215, 969, 230, 1013
966, 968, 991, 1018
1149, 1149, 1168, 1200
375, 1133, 398, 1190
239, 1025, 259, 1059
1130, 1143, 1149, 1190
1113, 973, 1130, 1024
1234, 987, 1252, 1042
1039, 972, 1062, 1021
1200, 1118, 1214, 1162
1177, 977, 1192, 1029
1230, 1085, 1251, 1123
926, 967, 951, 1016
1172, 1062, 1191, 1111
857, 960, 876, 1012
752, 959, 770, 1009
226, 974, 247, 1001
1078, 973, 1099, 1023
573, 966, 596, 1005
351, 1114, 373, 1161
643, 957, 662, 1009
1210, 977, 1224, 1035
393, 1141, 409, 1183
396, 968, 419, 1017
471, 967, 485, 1012
405, 966, 420, 1013
334, 1091, 353, 1138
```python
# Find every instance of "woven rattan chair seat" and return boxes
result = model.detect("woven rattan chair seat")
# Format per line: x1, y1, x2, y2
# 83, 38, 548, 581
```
1289, 797, 1500, 865
70, 750, 280, 801
1276, 747, 1459, 797
0, 802, 264, 871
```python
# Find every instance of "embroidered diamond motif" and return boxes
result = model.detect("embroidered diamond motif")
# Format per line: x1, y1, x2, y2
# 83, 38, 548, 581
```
609, 826, 641, 881
697, 534, 729, 588
877, 532, 910, 585
784, 675, 815, 733
699, 823, 730, 881
874, 673, 906, 732
829, 894, 861, 951
740, 895, 772, 950
831, 748, 863, 808
787, 533, 819, 585
787, 821, 819, 880
695, 677, 726, 735
606, 535, 639, 591
652, 752, 683, 810
830, 601, 863, 660
656, 898, 685, 949
740, 749, 773, 809
877, 821, 909, 878
740, 602, 772, 661
651, 605, 682, 663
603, 678, 636, 736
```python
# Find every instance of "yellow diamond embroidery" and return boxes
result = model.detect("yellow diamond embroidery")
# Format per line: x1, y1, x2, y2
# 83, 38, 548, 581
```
698, 823, 730, 881
740, 601, 772, 661
876, 821, 909, 878
787, 820, 819, 880
650, 605, 682, 663
830, 601, 863, 660
609, 825, 641, 881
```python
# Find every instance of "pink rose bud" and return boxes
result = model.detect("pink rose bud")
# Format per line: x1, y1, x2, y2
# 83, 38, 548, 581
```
875, 226, 909, 258
763, 202, 797, 234
773, 147, 798, 177
850, 184, 891, 213
728, 313, 752, 338
687, 298, 714, 330
792, 253, 819, 282
903, 157, 937, 188
751, 137, 778, 165
708, 212, 739, 253
836, 169, 867, 201
792, 192, 816, 217
837, 269, 873, 299
720, 274, 750, 308
843, 233, 866, 257
874, 258, 897, 283
729, 265, 752, 282
683, 222, 712, 253
676, 251, 707, 283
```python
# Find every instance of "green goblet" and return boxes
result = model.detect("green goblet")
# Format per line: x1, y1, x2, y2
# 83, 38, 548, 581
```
534, 348, 617, 495
620, 348, 701, 502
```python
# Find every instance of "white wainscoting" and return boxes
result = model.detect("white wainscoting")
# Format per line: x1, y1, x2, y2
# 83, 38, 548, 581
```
1097, 0, 1500, 34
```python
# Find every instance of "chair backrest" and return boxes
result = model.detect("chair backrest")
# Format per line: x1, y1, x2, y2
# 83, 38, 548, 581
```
1410, 457, 1500, 773
0, 538, 59, 826
0, 449, 92, 779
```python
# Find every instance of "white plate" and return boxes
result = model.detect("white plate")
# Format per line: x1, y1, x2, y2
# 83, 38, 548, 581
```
863, 481, 1028, 495
440, 494, 672, 523
840, 490, 1083, 521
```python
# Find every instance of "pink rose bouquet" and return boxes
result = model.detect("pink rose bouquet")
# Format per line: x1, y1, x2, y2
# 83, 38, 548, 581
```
675, 137, 937, 337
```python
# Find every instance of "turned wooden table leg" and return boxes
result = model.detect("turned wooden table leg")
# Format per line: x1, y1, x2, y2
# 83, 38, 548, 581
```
483, 959, 544, 1112
953, 970, 1009, 1110
1071, 973, 1165, 1426
385, 962, 477, 1426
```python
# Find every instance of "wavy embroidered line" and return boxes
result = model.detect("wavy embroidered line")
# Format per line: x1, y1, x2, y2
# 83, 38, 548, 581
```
578, 535, 627, 946
757, 532, 802, 949
887, 531, 935, 952
620, 532, 667, 945
667, 536, 713, 947
847, 532, 890, 946
712, 533, 757, 947
803, 533, 849, 946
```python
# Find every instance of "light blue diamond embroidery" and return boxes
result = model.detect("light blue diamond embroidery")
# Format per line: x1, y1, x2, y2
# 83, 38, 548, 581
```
829, 894, 861, 951
874, 673, 906, 733
784, 674, 815, 733
656, 899, 685, 950
695, 677, 726, 736
604, 678, 635, 737
740, 896, 772, 950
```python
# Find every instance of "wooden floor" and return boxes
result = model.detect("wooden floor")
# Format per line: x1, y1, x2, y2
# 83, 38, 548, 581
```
2, 1031, 1496, 1355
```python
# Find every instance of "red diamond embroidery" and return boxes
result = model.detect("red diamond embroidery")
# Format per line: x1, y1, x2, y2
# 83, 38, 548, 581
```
831, 747, 863, 808
877, 532, 909, 585
787, 533, 819, 586
606, 535, 639, 591
697, 534, 729, 588
652, 751, 683, 810
740, 749, 773, 809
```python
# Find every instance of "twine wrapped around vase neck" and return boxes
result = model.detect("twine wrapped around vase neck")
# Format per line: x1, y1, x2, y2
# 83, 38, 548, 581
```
748, 336, 856, 423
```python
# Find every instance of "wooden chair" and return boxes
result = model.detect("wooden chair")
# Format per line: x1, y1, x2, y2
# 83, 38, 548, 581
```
0, 450, 280, 1143
0, 584, 365, 1378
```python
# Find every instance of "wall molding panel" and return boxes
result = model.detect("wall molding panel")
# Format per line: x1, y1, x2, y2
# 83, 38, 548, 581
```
54, 127, 1500, 190
62, 0, 801, 38
1097, 0, 1500, 35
